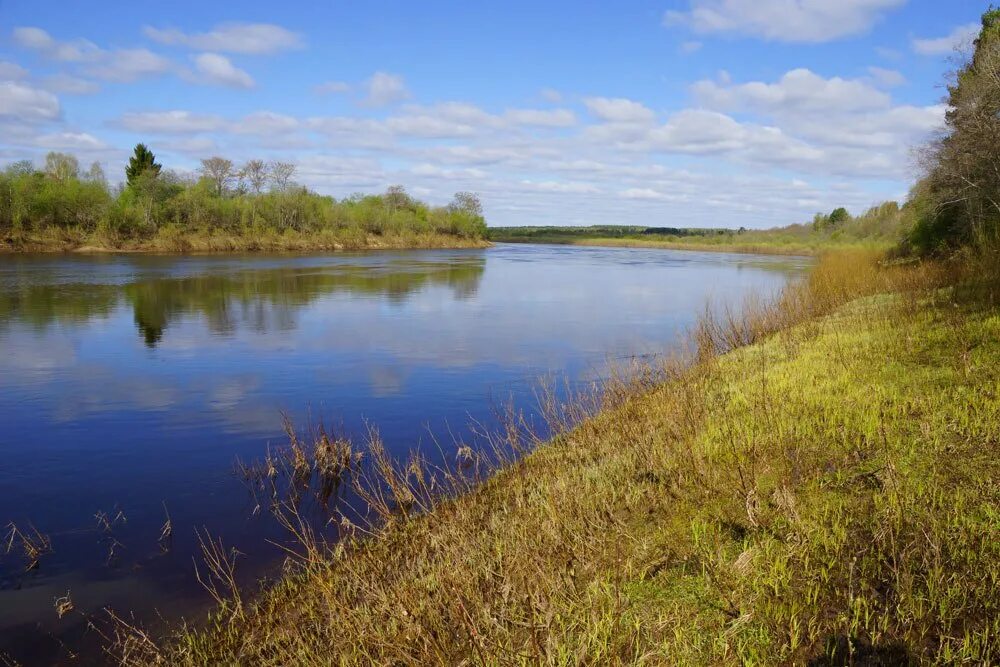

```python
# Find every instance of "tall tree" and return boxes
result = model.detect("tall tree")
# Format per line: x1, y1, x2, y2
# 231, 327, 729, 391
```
200, 157, 235, 197
268, 161, 296, 191
44, 152, 79, 181
240, 159, 268, 195
125, 144, 161, 188
449, 191, 483, 217
914, 8, 1000, 251
84, 161, 107, 187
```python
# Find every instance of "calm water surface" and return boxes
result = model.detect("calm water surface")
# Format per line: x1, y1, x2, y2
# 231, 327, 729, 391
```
0, 243, 808, 664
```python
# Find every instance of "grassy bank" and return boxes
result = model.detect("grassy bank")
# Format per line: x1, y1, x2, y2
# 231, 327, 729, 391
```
0, 228, 490, 254
493, 234, 883, 256
489, 202, 909, 256
116, 249, 1000, 665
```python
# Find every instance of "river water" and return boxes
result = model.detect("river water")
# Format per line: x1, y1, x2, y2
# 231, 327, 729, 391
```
0, 243, 808, 664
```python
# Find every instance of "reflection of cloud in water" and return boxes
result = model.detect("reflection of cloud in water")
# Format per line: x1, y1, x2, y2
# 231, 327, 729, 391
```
368, 365, 409, 397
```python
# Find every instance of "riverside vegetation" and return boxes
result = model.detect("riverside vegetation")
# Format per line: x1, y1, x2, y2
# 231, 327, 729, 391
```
0, 146, 488, 253
489, 202, 912, 255
102, 8, 1000, 665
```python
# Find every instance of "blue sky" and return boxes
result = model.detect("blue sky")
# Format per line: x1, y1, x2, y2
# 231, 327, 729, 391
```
0, 0, 988, 227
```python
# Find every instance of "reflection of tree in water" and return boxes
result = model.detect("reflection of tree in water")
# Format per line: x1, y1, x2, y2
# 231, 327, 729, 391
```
0, 282, 119, 334
0, 258, 485, 346
128, 258, 486, 347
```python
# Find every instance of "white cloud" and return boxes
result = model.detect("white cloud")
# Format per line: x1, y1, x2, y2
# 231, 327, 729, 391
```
362, 71, 410, 107
117, 110, 225, 134
86, 49, 173, 82
664, 0, 905, 43
867, 66, 906, 88
520, 179, 600, 194
191, 53, 255, 89
0, 81, 60, 121
680, 40, 703, 54
0, 60, 28, 80
505, 108, 576, 127
314, 80, 351, 95
143, 23, 304, 55
539, 88, 563, 103
584, 97, 656, 124
33, 132, 108, 150
621, 187, 676, 201
167, 136, 219, 155
232, 111, 299, 135
692, 68, 891, 114
912, 23, 980, 56
12, 27, 102, 62
42, 74, 100, 95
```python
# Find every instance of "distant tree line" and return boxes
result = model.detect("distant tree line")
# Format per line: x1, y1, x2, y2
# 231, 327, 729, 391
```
0, 144, 487, 242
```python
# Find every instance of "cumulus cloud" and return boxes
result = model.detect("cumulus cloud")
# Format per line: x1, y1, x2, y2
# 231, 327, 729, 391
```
32, 132, 108, 150
116, 110, 225, 134
362, 71, 410, 107
314, 80, 351, 95
583, 97, 656, 124
42, 74, 101, 95
867, 66, 906, 88
12, 27, 102, 61
143, 23, 304, 55
191, 53, 255, 88
86, 48, 173, 82
912, 23, 980, 56
11, 27, 176, 84
232, 111, 299, 134
520, 179, 601, 194
0, 81, 60, 121
505, 108, 576, 127
0, 60, 28, 80
539, 88, 563, 103
664, 0, 905, 43
692, 68, 890, 115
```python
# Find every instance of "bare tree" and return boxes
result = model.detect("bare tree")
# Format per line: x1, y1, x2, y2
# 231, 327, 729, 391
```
268, 161, 296, 192
84, 161, 107, 187
384, 185, 411, 211
200, 157, 235, 197
44, 152, 79, 181
449, 191, 483, 217
240, 159, 268, 195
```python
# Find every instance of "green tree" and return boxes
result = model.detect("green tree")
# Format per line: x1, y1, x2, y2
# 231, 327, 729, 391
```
125, 143, 161, 189
911, 7, 1000, 252
828, 207, 850, 227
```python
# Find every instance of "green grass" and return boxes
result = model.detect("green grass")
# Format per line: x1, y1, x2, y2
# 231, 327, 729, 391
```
489, 228, 893, 256
118, 251, 1000, 665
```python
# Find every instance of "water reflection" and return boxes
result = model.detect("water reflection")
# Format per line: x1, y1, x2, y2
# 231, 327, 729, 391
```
0, 255, 485, 346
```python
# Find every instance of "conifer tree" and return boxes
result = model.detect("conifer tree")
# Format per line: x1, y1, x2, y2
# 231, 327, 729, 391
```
125, 143, 161, 188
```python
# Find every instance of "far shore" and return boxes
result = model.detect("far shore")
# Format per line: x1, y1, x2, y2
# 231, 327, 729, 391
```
0, 231, 491, 255
492, 235, 887, 257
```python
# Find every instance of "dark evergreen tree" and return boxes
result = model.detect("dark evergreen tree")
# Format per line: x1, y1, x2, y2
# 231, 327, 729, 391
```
125, 143, 161, 188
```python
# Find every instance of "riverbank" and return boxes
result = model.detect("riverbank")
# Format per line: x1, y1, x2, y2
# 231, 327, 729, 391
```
492, 234, 885, 256
0, 229, 491, 254
119, 250, 1000, 665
